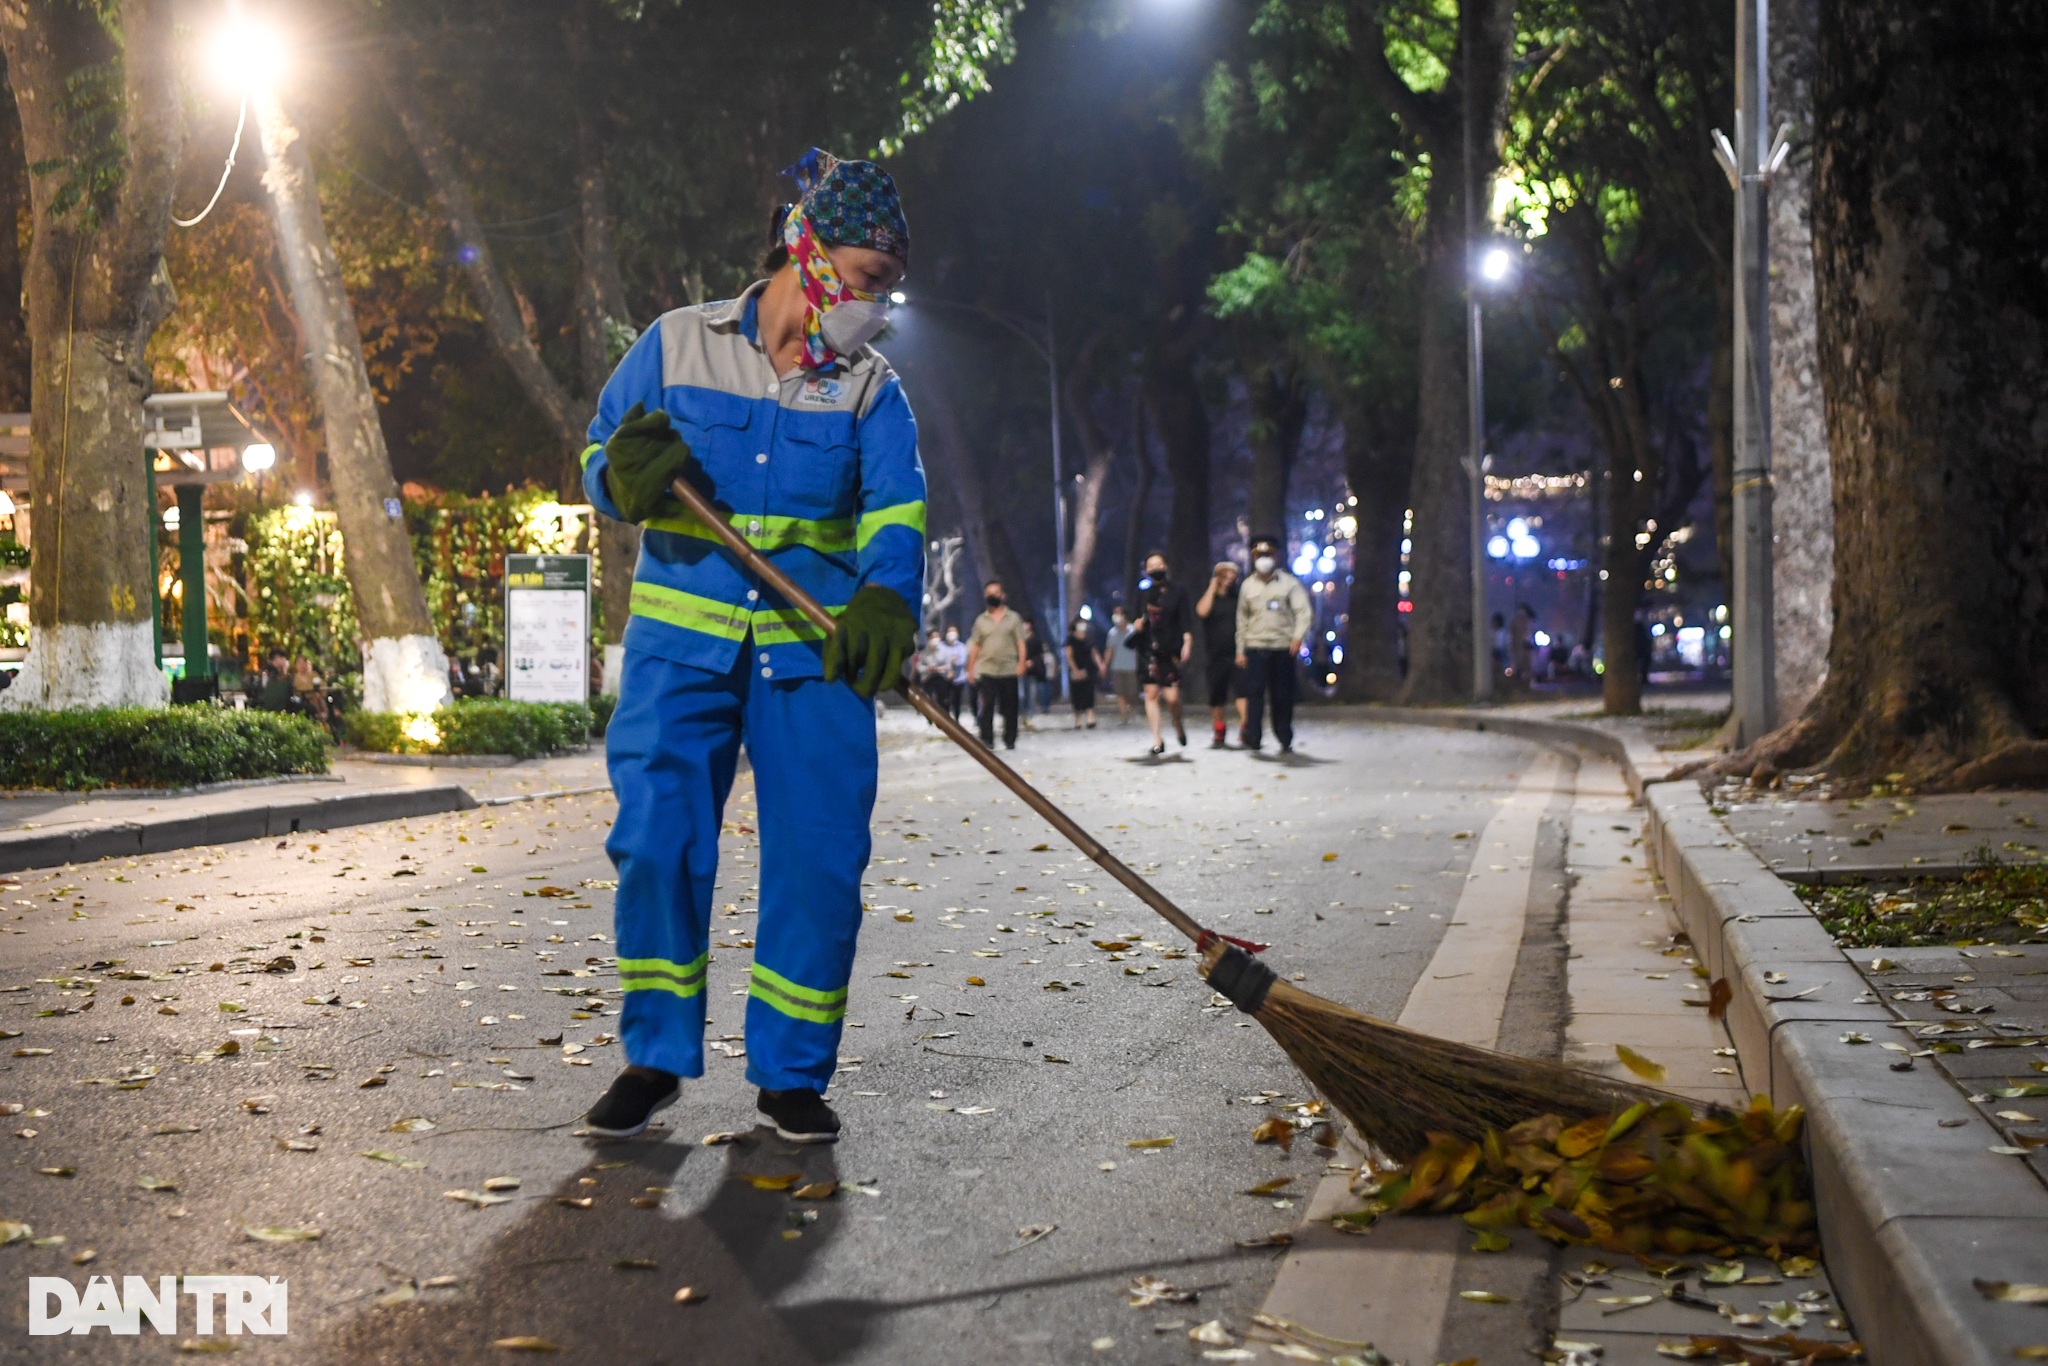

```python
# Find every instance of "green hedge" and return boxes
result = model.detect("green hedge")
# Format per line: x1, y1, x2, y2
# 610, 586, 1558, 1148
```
589, 692, 616, 738
0, 707, 332, 791
346, 698, 593, 760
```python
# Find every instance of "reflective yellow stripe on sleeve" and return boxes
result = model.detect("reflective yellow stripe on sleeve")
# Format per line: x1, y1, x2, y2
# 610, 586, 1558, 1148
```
580, 442, 604, 470
856, 500, 926, 550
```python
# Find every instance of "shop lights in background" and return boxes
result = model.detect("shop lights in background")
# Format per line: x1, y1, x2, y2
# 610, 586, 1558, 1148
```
1486, 517, 1541, 561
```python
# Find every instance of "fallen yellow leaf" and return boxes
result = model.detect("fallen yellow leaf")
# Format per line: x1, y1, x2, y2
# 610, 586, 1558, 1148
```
1615, 1045, 1667, 1083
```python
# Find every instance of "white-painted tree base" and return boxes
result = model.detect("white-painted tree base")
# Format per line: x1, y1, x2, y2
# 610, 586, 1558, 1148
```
603, 644, 625, 697
0, 622, 168, 711
361, 634, 454, 714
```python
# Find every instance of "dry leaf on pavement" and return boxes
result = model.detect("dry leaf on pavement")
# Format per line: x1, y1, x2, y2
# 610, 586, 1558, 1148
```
1128, 1275, 1197, 1307
1615, 1045, 1667, 1082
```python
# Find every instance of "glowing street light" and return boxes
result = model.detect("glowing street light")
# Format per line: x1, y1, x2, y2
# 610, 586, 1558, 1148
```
1480, 245, 1515, 284
207, 2, 288, 95
240, 442, 276, 473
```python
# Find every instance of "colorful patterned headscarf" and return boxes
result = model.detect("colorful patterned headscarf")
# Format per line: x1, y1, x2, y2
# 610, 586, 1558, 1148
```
784, 148, 909, 261
782, 206, 875, 371
778, 148, 909, 370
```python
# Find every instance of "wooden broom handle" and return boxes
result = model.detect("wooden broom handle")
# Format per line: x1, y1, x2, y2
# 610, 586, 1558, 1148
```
666, 474, 1209, 947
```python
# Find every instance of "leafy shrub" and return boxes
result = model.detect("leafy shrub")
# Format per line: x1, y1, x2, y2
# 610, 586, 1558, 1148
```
589, 692, 617, 738
0, 707, 331, 791
346, 698, 592, 760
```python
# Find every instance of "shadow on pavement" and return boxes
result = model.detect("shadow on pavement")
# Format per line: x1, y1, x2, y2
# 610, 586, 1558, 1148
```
316, 1126, 860, 1365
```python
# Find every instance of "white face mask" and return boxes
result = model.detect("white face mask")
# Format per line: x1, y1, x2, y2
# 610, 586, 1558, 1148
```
1253, 555, 1276, 575
819, 296, 890, 355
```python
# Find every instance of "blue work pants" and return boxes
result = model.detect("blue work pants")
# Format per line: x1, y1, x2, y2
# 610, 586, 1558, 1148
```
604, 645, 876, 1092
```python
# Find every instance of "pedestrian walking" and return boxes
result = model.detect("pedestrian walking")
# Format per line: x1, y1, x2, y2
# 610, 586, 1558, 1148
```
968, 579, 1028, 749
1129, 551, 1191, 755
1065, 617, 1105, 729
941, 624, 969, 721
915, 628, 954, 716
1196, 560, 1245, 748
1235, 534, 1311, 754
1105, 604, 1139, 726
1020, 620, 1049, 725
578, 147, 921, 1145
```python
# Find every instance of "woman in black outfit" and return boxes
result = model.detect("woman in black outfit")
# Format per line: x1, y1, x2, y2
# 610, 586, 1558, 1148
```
1064, 618, 1105, 729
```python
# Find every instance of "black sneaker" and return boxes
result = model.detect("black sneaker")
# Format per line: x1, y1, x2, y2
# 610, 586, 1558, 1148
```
584, 1067, 679, 1138
758, 1087, 841, 1143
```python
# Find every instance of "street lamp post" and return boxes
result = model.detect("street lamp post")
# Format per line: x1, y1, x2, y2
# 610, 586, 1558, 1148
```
1464, 246, 1514, 705
1714, 0, 1787, 746
893, 294, 1070, 698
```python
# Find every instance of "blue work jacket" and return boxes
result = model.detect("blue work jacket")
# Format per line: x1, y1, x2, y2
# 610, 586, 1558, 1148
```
582, 282, 926, 681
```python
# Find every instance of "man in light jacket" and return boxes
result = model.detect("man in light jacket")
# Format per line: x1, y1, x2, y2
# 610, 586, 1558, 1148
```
1234, 533, 1312, 753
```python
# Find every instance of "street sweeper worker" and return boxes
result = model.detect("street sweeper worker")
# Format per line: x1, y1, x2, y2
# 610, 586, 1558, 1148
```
577, 148, 922, 1143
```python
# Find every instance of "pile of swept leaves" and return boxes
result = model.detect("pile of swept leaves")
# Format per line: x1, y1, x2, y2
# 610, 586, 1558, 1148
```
1344, 1096, 1816, 1260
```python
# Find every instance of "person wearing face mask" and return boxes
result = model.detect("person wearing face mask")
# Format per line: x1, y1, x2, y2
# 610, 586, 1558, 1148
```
940, 623, 970, 722
1105, 604, 1139, 725
1128, 551, 1192, 755
578, 148, 922, 1146
915, 628, 954, 718
967, 580, 1028, 749
1064, 616, 1105, 729
1196, 560, 1246, 747
1235, 534, 1312, 754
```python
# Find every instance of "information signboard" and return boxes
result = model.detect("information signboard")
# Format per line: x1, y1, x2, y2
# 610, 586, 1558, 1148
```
504, 553, 590, 703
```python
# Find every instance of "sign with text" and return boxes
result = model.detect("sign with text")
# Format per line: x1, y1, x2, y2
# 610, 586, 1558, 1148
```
504, 554, 590, 703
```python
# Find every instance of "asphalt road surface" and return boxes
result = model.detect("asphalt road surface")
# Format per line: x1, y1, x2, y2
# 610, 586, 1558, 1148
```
0, 709, 1569, 1364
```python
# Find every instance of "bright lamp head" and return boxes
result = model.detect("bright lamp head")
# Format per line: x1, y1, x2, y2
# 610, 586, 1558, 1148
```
1479, 246, 1514, 284
241, 442, 276, 473
207, 5, 288, 95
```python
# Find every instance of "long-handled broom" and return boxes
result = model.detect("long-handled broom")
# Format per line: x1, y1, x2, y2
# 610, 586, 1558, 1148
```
665, 474, 1667, 1160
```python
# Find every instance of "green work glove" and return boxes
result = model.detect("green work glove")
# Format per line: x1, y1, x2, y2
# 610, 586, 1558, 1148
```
824, 585, 917, 699
602, 402, 698, 525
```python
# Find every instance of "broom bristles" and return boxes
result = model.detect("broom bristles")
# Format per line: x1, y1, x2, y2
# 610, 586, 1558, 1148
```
1252, 979, 1673, 1162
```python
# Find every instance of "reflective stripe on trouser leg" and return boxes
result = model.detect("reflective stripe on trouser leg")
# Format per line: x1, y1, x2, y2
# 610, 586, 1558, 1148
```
741, 664, 877, 1092
605, 649, 745, 1078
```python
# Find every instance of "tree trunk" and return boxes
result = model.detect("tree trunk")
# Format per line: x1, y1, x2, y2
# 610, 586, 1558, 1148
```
1061, 342, 1120, 622
1340, 0, 1515, 706
1708, 276, 1735, 613
254, 91, 449, 715
1737, 0, 2048, 792
1122, 400, 1156, 612
1596, 457, 1643, 714
577, 148, 642, 690
379, 66, 582, 461
1397, 215, 1476, 703
1245, 355, 1307, 538
918, 379, 1035, 617
0, 0, 181, 711
1766, 0, 1833, 722
1337, 408, 1413, 701
1144, 347, 1210, 586
0, 58, 30, 412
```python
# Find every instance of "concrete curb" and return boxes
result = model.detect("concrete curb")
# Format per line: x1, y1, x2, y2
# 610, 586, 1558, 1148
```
0, 784, 479, 875
1359, 704, 2048, 1363
1641, 776, 2048, 1364
1345, 704, 1669, 798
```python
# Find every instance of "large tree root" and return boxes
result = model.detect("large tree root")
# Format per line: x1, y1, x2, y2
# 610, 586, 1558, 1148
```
1678, 678, 2045, 796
